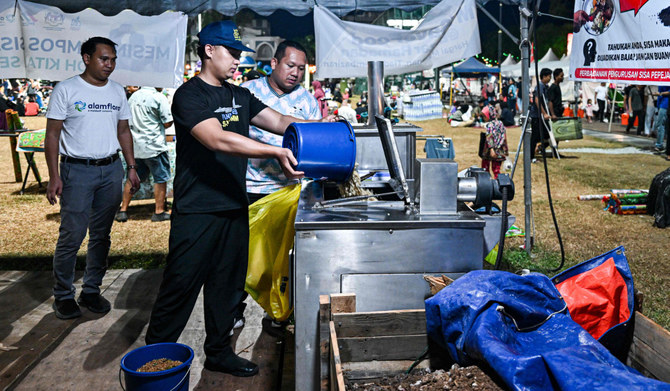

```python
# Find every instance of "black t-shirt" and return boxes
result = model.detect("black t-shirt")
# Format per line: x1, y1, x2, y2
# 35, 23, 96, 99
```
171, 77, 267, 213
547, 84, 563, 118
529, 83, 548, 119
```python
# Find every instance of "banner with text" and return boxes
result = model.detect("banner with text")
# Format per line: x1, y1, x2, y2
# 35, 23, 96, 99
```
570, 0, 670, 85
314, 0, 480, 78
0, 0, 186, 88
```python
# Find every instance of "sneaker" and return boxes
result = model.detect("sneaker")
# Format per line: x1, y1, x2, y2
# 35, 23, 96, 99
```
77, 292, 111, 313
52, 298, 82, 319
233, 317, 245, 329
151, 212, 171, 222
115, 211, 128, 222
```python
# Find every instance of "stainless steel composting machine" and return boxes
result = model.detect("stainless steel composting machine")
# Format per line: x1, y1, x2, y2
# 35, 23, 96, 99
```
291, 111, 515, 389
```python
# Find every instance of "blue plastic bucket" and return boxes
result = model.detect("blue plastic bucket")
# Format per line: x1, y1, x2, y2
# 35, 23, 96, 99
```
282, 121, 356, 182
120, 343, 194, 391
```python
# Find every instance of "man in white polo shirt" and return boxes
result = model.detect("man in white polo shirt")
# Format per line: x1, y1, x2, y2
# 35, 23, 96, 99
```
45, 36, 141, 320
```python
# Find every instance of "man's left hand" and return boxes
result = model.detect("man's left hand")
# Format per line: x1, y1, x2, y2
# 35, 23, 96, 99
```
127, 170, 141, 194
320, 115, 337, 123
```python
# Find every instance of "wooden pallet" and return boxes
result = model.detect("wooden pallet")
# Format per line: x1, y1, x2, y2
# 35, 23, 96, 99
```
320, 293, 670, 391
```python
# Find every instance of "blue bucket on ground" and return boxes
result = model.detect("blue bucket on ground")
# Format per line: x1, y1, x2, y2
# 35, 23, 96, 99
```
120, 343, 194, 391
282, 120, 356, 182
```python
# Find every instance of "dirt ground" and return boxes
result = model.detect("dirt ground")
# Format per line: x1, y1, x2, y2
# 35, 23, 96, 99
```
346, 364, 504, 391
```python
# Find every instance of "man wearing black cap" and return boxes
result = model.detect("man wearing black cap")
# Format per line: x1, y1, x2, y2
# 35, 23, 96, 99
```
145, 20, 333, 377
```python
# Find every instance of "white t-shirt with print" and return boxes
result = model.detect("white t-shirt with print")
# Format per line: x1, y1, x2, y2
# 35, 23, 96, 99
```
46, 75, 131, 159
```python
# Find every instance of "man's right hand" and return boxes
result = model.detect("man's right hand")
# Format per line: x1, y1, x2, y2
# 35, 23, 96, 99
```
46, 176, 62, 205
276, 148, 304, 180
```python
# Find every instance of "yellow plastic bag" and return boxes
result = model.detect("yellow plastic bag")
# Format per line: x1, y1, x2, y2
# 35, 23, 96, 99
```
245, 183, 301, 321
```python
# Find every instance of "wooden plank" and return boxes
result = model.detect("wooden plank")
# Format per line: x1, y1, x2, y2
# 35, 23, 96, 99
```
330, 293, 356, 314
626, 311, 670, 382
338, 335, 428, 362
332, 310, 426, 338
343, 360, 430, 381
329, 321, 346, 391
319, 295, 332, 391
627, 336, 670, 382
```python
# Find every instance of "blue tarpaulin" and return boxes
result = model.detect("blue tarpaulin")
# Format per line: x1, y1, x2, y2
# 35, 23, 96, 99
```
425, 269, 670, 390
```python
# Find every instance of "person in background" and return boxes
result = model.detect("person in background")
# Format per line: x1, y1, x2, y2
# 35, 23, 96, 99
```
499, 101, 515, 127
24, 96, 40, 116
311, 80, 328, 117
546, 68, 565, 153
45, 36, 140, 320
355, 100, 367, 122
337, 99, 357, 124
243, 69, 262, 82
14, 95, 26, 117
342, 88, 350, 101
115, 86, 174, 222
547, 68, 564, 121
585, 98, 595, 123
481, 104, 508, 178
653, 85, 669, 152
144, 21, 334, 377
644, 85, 657, 137
626, 84, 645, 136
595, 82, 608, 122
507, 79, 518, 117
530, 68, 552, 161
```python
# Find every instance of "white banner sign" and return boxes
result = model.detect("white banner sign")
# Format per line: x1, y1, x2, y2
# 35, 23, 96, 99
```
0, 0, 186, 88
314, 0, 481, 78
570, 0, 670, 85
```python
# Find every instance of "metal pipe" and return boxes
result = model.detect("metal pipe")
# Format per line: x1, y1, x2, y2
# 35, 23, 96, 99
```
367, 61, 384, 126
520, 0, 533, 254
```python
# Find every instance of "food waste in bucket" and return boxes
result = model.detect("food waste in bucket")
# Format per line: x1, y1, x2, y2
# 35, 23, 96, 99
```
282, 120, 356, 182
120, 342, 194, 391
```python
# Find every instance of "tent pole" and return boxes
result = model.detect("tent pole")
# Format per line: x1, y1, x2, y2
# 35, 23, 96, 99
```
449, 68, 454, 108
520, 0, 533, 254
498, 1, 502, 96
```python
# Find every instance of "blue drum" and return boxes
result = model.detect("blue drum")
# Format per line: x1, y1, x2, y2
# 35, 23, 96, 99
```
282, 121, 356, 182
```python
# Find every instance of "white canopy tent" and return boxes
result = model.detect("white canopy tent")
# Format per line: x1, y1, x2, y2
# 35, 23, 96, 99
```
501, 54, 517, 66
538, 48, 559, 63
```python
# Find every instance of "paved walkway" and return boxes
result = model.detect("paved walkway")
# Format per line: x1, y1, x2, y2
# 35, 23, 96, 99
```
581, 120, 656, 149
0, 270, 293, 391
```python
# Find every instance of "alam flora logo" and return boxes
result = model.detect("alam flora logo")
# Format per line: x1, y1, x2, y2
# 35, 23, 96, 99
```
73, 101, 121, 113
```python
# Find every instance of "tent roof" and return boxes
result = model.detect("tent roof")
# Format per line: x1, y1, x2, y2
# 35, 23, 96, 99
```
539, 48, 559, 63
26, 0, 521, 16
441, 57, 499, 76
501, 54, 517, 66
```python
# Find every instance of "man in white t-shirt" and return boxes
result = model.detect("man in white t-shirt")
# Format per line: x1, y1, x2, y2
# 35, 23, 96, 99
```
594, 82, 608, 122
45, 37, 140, 320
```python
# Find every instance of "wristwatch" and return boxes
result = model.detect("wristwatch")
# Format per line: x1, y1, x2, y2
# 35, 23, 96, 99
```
127, 164, 137, 171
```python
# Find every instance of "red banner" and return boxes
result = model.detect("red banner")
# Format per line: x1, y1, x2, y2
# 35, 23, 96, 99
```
575, 67, 670, 82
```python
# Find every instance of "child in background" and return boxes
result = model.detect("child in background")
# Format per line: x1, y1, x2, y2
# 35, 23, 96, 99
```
585, 98, 594, 123
481, 105, 508, 179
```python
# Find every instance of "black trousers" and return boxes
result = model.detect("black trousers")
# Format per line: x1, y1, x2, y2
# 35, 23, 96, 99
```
597, 99, 606, 121
146, 208, 249, 363
627, 110, 645, 135
531, 117, 549, 159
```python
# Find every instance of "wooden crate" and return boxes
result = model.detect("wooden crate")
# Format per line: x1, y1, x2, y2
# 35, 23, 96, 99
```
320, 293, 670, 391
